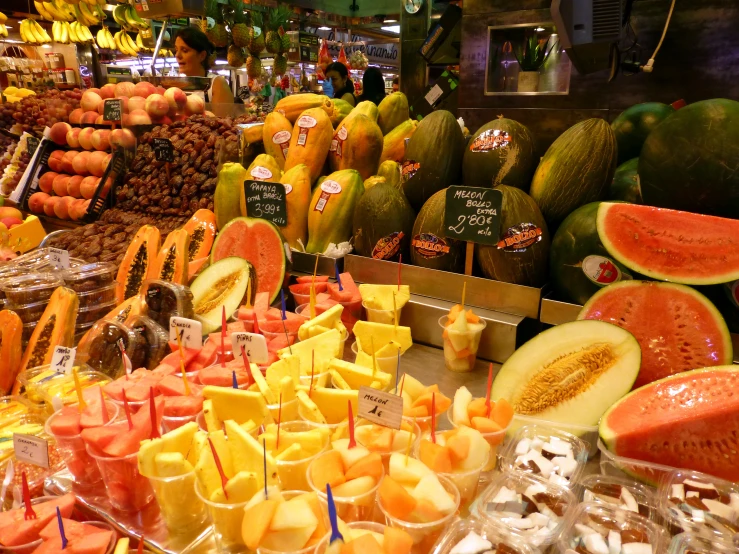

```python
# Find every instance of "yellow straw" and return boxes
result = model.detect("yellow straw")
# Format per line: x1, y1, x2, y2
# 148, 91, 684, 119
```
310, 256, 319, 319
392, 292, 398, 329
404, 418, 415, 466
73, 369, 86, 412
461, 281, 467, 311
245, 275, 252, 309
175, 330, 192, 396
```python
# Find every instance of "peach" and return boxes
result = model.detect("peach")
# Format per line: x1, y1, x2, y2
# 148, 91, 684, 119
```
99, 84, 116, 99
67, 174, 84, 198
28, 192, 50, 213
185, 95, 205, 116
115, 96, 130, 113
69, 108, 84, 124
121, 114, 131, 127
164, 87, 187, 112
88, 88, 100, 96
38, 171, 58, 193
80, 176, 99, 199
110, 128, 136, 149
81, 111, 99, 125
66, 127, 82, 149
91, 130, 111, 151
145, 94, 169, 117
53, 196, 75, 220
52, 174, 71, 196
96, 101, 106, 115
78, 128, 95, 150
133, 81, 156, 98
60, 151, 78, 174
81, 90, 103, 112
43, 196, 62, 217
88, 152, 108, 177
101, 153, 113, 175
50, 122, 72, 145
95, 115, 106, 125
71, 151, 91, 175
0, 217, 22, 229
47, 151, 65, 172
155, 86, 166, 96
128, 109, 152, 125
100, 177, 113, 198
69, 198, 88, 221
153, 115, 172, 126
128, 96, 146, 112
0, 207, 23, 221
115, 81, 135, 98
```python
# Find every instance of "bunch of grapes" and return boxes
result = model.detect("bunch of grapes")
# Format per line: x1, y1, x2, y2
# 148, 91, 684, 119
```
0, 88, 82, 134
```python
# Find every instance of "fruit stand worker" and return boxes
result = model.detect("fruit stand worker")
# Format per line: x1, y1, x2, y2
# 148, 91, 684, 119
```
175, 27, 234, 104
325, 62, 356, 107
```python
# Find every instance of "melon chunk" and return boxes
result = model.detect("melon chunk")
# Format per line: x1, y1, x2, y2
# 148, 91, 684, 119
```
190, 257, 254, 334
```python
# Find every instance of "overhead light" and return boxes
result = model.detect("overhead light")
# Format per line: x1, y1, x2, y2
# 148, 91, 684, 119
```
41, 44, 52, 48
384, 17, 398, 23
214, 60, 228, 65
318, 25, 331, 31
534, 27, 545, 32
381, 25, 400, 33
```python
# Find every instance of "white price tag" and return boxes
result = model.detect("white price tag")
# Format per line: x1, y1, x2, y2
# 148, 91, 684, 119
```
230, 332, 268, 364
48, 247, 70, 269
424, 84, 444, 106
13, 434, 49, 469
169, 317, 203, 349
50, 346, 75, 374
357, 386, 403, 429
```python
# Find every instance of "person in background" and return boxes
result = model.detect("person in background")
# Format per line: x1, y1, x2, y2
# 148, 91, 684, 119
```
174, 27, 234, 104
355, 66, 386, 106
322, 73, 334, 98
325, 62, 356, 106
392, 76, 399, 92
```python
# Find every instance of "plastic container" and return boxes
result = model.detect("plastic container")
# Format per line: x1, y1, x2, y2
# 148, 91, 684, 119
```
143, 469, 208, 534
473, 470, 576, 548
429, 518, 538, 554
289, 280, 329, 307
17, 364, 104, 412
74, 321, 95, 344
667, 532, 738, 553
598, 439, 677, 486
509, 413, 600, 458
438, 315, 486, 373
447, 406, 512, 472
255, 490, 329, 554
556, 502, 670, 554
76, 319, 141, 379
352, 341, 403, 391
61, 262, 116, 292
87, 445, 155, 512
75, 282, 118, 309
0, 273, 63, 305
126, 315, 170, 370
578, 473, 659, 522
355, 419, 422, 473
274, 421, 330, 491
313, 522, 380, 554
76, 300, 117, 325
6, 298, 49, 324
195, 479, 250, 553
500, 424, 589, 487
0, 496, 58, 554
363, 300, 402, 325
657, 468, 739, 546
141, 279, 194, 331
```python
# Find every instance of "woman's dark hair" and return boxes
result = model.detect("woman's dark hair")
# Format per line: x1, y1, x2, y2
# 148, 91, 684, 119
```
175, 27, 215, 70
357, 66, 386, 106
325, 61, 349, 79
325, 62, 354, 99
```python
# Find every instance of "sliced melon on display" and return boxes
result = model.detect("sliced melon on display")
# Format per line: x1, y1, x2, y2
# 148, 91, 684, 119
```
190, 257, 254, 334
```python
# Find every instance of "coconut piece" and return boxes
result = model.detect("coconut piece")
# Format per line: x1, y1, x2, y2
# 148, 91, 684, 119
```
607, 531, 621, 554
449, 531, 493, 554
515, 438, 531, 456
583, 533, 609, 554
702, 498, 736, 521
621, 544, 652, 554
574, 524, 598, 536
554, 456, 579, 478
671, 484, 685, 501
683, 479, 720, 499
620, 487, 639, 513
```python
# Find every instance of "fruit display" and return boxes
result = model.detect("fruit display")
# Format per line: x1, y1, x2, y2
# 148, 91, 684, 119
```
0, 133, 30, 196
610, 102, 676, 165
352, 183, 415, 262
440, 305, 486, 372
0, 88, 81, 136
609, 158, 642, 203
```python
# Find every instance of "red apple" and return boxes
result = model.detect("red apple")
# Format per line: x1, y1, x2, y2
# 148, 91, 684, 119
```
128, 109, 152, 125
81, 90, 103, 112
114, 82, 136, 98
67, 174, 84, 198
28, 192, 50, 213
185, 95, 205, 116
43, 196, 61, 217
50, 122, 72, 145
0, 217, 23, 228
52, 174, 71, 196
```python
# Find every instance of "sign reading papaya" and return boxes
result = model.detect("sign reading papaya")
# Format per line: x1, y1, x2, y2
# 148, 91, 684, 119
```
244, 180, 288, 227
443, 186, 502, 246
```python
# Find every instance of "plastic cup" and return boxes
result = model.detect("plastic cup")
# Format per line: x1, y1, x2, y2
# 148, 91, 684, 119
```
194, 480, 248, 553
275, 421, 330, 491
313, 522, 385, 554
295, 304, 350, 356
262, 327, 299, 348
299, 371, 330, 389
355, 420, 422, 473
446, 406, 509, 472
299, 417, 352, 441
307, 451, 385, 523
363, 301, 402, 325
351, 341, 403, 390
0, 496, 61, 554
256, 491, 329, 554
144, 469, 208, 535
266, 397, 299, 424
44, 401, 119, 487
196, 411, 260, 437
161, 412, 199, 434
86, 445, 155, 512
377, 474, 460, 554
438, 316, 487, 373
108, 397, 146, 415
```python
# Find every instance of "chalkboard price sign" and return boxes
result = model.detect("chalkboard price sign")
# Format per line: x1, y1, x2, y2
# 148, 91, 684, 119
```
103, 99, 122, 122
443, 186, 502, 246
152, 138, 174, 162
26, 136, 39, 157
244, 180, 288, 227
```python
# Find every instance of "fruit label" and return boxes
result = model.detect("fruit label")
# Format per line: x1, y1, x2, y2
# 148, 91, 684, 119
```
372, 231, 405, 260
169, 317, 203, 349
272, 130, 290, 159
283, 183, 293, 195
412, 233, 450, 259
50, 346, 76, 374
296, 115, 317, 147
470, 129, 511, 152
48, 247, 70, 269
357, 386, 403, 429
230, 332, 268, 364
401, 160, 421, 183
330, 126, 349, 157
26, 136, 39, 157
250, 166, 273, 180
13, 434, 49, 469
582, 255, 622, 286
496, 223, 543, 252
314, 180, 342, 213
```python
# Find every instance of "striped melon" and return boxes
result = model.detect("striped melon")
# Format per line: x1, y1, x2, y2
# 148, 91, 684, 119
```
410, 189, 465, 273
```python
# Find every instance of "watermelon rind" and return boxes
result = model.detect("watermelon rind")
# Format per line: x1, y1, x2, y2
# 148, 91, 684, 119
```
597, 202, 739, 285
608, 158, 642, 204
599, 365, 739, 482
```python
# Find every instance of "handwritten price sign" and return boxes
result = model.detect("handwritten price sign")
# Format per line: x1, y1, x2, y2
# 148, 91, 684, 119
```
244, 181, 288, 227
357, 387, 403, 429
443, 186, 502, 245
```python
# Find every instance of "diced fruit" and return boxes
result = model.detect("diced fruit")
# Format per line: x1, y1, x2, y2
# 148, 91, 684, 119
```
470, 417, 503, 434
241, 499, 279, 550
342, 533, 383, 554
411, 474, 456, 514
344, 452, 383, 482
491, 398, 514, 428
310, 450, 346, 490
354, 321, 412, 354
332, 475, 377, 498
378, 476, 417, 520
383, 527, 413, 554
418, 441, 452, 473
445, 434, 470, 465
202, 387, 269, 425
388, 453, 433, 484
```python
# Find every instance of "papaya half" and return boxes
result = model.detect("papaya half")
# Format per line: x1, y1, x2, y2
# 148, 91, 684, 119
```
115, 225, 161, 305
150, 228, 190, 286
183, 209, 217, 261
0, 310, 22, 395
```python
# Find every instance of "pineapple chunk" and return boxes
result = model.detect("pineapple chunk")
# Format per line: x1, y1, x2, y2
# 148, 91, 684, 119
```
266, 355, 301, 391
279, 329, 341, 375
328, 359, 391, 390
359, 284, 410, 311
296, 390, 328, 424
354, 321, 412, 354
298, 304, 344, 341
310, 388, 358, 424
225, 420, 279, 487
203, 386, 269, 425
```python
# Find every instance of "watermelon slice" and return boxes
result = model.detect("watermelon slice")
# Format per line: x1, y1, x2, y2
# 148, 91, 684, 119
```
296, 275, 329, 284
210, 217, 288, 304
157, 375, 203, 397
597, 202, 739, 285
39, 519, 100, 542
124, 379, 164, 402
579, 281, 733, 388
267, 334, 296, 353
235, 292, 271, 321
289, 282, 328, 296
49, 409, 82, 436
0, 494, 75, 546
187, 341, 218, 371
600, 366, 739, 482
102, 379, 133, 402
328, 272, 360, 302
198, 365, 250, 387
260, 319, 303, 334
163, 346, 201, 363
68, 530, 113, 554
81, 423, 127, 452
163, 395, 204, 417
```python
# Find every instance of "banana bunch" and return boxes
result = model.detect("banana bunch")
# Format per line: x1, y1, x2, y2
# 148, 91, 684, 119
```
113, 4, 149, 32
114, 30, 140, 57
0, 12, 7, 38
53, 21, 93, 44
96, 26, 116, 50
74, 3, 105, 27
34, 1, 75, 23
135, 33, 153, 54
20, 19, 52, 44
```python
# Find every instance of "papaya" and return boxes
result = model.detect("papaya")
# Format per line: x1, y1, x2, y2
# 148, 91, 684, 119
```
377, 92, 410, 135
364, 176, 386, 191
214, 162, 248, 230
306, 169, 365, 254
274, 93, 335, 123
242, 123, 264, 145
353, 183, 416, 262
17, 287, 79, 378
328, 114, 383, 180
247, 154, 282, 182
182, 209, 217, 261
262, 112, 293, 170
377, 160, 402, 190
380, 119, 418, 163
279, 164, 311, 250
0, 310, 22, 394
330, 99, 354, 127
283, 108, 334, 184
350, 101, 379, 122
149, 228, 190, 285
115, 225, 161, 305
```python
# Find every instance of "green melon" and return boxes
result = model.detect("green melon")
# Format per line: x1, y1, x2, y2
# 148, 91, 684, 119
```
476, 185, 549, 287
462, 117, 537, 191
549, 202, 632, 305
530, 119, 617, 227
639, 98, 739, 218
409, 189, 465, 273
608, 158, 642, 203
611, 102, 675, 164
352, 183, 416, 262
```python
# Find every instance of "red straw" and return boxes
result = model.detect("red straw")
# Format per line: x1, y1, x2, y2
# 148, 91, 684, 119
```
309, 350, 315, 398
221, 306, 227, 368
485, 363, 494, 418
347, 400, 356, 449
137, 538, 144, 554
121, 389, 133, 431
99, 387, 109, 424
241, 345, 251, 388
397, 254, 402, 290
208, 437, 229, 499
276, 392, 282, 450
149, 387, 160, 439
252, 312, 261, 335
22, 472, 35, 520
431, 392, 436, 444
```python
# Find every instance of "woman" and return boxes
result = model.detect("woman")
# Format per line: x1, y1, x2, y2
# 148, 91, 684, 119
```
325, 62, 356, 106
174, 27, 233, 104
355, 66, 386, 106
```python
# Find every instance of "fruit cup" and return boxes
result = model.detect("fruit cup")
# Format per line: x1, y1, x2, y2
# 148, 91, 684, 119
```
355, 420, 421, 474
145, 469, 208, 536
352, 341, 403, 392
86, 445, 155, 512
266, 397, 299, 425
362, 301, 402, 326
295, 304, 349, 358
313, 522, 387, 554
298, 371, 330, 390
161, 412, 200, 434
194, 479, 249, 554
254, 491, 330, 554
272, 421, 330, 491
438, 314, 486, 373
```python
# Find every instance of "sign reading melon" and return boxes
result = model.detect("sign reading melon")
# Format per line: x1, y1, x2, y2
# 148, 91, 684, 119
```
244, 180, 288, 227
443, 186, 502, 246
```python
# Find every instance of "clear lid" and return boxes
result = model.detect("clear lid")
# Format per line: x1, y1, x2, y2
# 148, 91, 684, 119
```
76, 319, 142, 379
76, 282, 118, 306
141, 279, 195, 331
17, 363, 100, 407
556, 501, 670, 554
500, 424, 589, 487
126, 315, 170, 370
473, 470, 576, 547
61, 262, 117, 290
0, 273, 63, 304
76, 300, 118, 324
30, 257, 86, 273
7, 298, 50, 323
430, 518, 538, 554
667, 532, 738, 554
11, 248, 84, 272
578, 473, 659, 522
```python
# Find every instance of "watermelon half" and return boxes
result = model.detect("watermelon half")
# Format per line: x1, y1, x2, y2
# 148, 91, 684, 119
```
597, 202, 739, 285
210, 217, 289, 303
579, 281, 732, 388
600, 366, 739, 482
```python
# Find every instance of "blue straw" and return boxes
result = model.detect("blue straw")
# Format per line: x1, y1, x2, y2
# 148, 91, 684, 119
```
57, 507, 67, 549
280, 289, 287, 320
232, 370, 238, 390
334, 261, 343, 291
326, 484, 344, 544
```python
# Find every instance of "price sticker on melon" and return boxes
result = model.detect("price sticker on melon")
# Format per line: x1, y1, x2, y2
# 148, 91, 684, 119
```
230, 332, 268, 364
357, 386, 403, 429
169, 317, 203, 349
13, 434, 49, 469
48, 247, 70, 269
50, 346, 76, 374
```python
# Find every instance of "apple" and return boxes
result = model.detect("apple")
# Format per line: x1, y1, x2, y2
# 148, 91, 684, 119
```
87, 152, 108, 177
28, 192, 50, 213
99, 84, 116, 99
81, 111, 99, 125
91, 130, 111, 151
114, 81, 135, 98
164, 87, 187, 112
43, 195, 62, 216
133, 81, 156, 98
60, 151, 78, 174
81, 90, 103, 112
67, 174, 84, 198
110, 128, 136, 149
71, 151, 91, 175
0, 207, 24, 221
69, 108, 85, 124
80, 176, 99, 199
52, 174, 71, 196
185, 94, 205, 115
145, 94, 169, 117
50, 122, 72, 145
128, 96, 146, 112
66, 127, 82, 149
128, 109, 152, 125
78, 128, 95, 150
47, 151, 65, 172
38, 171, 58, 193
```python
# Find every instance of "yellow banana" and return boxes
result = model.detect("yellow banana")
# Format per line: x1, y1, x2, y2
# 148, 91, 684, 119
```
43, 0, 64, 21
80, 3, 99, 25
20, 21, 35, 44
69, 21, 80, 43
36, 21, 51, 43
0, 11, 7, 24
34, 2, 52, 21
29, 20, 45, 43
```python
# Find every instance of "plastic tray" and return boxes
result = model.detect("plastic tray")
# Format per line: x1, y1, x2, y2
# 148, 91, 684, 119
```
76, 282, 118, 309
127, 315, 170, 370
18, 365, 109, 412
667, 532, 738, 553
61, 262, 117, 293
8, 298, 49, 324
76, 319, 142, 379
141, 279, 194, 332
76, 299, 118, 325
429, 518, 538, 554
0, 273, 63, 305
578, 473, 660, 522
509, 413, 599, 458
597, 439, 677, 487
